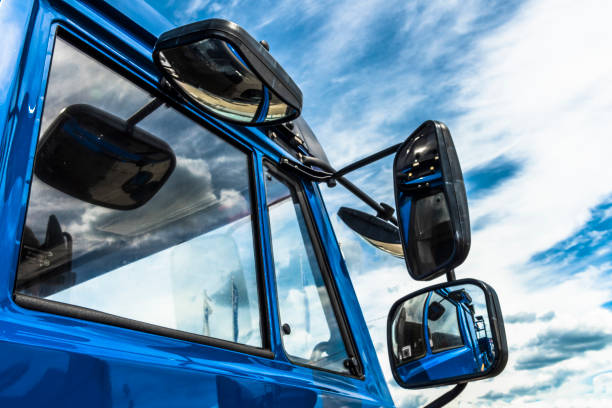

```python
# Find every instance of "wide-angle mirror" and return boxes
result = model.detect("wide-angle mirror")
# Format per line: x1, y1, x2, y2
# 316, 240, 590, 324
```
337, 207, 403, 257
393, 120, 470, 280
387, 279, 507, 389
153, 19, 302, 126
34, 104, 176, 210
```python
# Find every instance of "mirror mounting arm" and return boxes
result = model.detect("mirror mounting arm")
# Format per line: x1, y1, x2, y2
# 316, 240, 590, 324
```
334, 142, 401, 178
297, 155, 398, 225
126, 97, 164, 129
422, 383, 467, 408
446, 269, 456, 282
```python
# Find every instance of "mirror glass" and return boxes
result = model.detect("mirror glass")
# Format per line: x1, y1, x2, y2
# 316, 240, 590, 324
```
158, 38, 295, 124
409, 192, 454, 273
389, 280, 507, 388
35, 104, 175, 210
337, 207, 403, 257
393, 120, 470, 280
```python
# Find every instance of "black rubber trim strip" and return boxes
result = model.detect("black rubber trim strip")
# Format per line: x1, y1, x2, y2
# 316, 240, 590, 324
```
14, 293, 275, 359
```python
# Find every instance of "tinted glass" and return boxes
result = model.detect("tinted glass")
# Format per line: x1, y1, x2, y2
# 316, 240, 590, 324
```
15, 38, 262, 347
391, 292, 428, 363
264, 166, 350, 374
410, 192, 453, 275
428, 292, 463, 352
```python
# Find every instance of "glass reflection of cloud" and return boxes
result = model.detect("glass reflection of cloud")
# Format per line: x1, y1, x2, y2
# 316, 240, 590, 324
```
21, 36, 262, 348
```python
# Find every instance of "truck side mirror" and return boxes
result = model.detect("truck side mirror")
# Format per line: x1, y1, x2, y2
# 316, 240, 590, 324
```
153, 19, 302, 126
35, 104, 176, 210
337, 207, 403, 258
393, 120, 470, 280
387, 279, 507, 389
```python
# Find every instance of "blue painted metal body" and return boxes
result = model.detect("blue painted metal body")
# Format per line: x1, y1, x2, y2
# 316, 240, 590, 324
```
0, 0, 394, 406
396, 289, 491, 383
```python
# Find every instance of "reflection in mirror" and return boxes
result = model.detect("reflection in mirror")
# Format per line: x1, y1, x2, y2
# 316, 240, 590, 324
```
388, 280, 507, 388
15, 37, 262, 347
337, 207, 403, 258
393, 121, 470, 280
158, 38, 295, 123
35, 104, 175, 210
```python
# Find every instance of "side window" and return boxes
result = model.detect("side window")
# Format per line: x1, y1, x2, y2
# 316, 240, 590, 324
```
391, 292, 428, 363
428, 292, 464, 352
14, 37, 263, 348
264, 165, 351, 374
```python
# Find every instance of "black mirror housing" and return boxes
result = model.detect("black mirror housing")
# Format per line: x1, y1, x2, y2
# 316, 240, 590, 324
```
35, 104, 176, 210
153, 19, 302, 126
393, 120, 470, 280
387, 279, 508, 389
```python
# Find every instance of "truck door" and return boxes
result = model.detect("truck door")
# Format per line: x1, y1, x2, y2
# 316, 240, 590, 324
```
0, 7, 391, 406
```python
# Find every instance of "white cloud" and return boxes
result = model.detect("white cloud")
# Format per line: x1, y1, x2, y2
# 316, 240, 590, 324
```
322, 0, 612, 406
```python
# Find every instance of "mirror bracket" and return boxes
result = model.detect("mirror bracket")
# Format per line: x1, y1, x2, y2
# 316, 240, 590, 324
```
298, 155, 398, 226
125, 97, 164, 128
423, 383, 467, 408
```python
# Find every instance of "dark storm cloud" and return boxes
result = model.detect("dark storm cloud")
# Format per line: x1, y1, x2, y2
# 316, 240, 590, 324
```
515, 328, 612, 370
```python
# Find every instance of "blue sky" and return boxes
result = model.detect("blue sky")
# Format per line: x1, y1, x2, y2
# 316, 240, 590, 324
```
142, 1, 612, 406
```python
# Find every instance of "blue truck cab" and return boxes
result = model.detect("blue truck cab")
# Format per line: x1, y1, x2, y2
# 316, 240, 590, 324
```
0, 1, 508, 406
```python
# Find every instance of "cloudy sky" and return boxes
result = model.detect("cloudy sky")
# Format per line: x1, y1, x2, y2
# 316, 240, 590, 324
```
142, 1, 612, 406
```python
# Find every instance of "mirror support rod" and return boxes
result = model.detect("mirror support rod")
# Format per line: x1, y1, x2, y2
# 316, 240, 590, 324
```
446, 269, 456, 282
299, 155, 398, 225
423, 383, 467, 408
126, 98, 164, 128
334, 142, 401, 178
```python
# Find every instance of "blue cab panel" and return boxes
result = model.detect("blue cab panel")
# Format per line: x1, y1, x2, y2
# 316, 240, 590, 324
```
0, 0, 394, 406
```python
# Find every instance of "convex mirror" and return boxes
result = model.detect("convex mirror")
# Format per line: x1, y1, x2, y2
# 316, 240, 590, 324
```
388, 279, 507, 389
337, 207, 403, 258
393, 120, 470, 280
35, 104, 176, 210
154, 19, 302, 126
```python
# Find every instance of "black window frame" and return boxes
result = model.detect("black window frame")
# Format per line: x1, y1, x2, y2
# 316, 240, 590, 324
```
12, 25, 273, 359
262, 160, 364, 379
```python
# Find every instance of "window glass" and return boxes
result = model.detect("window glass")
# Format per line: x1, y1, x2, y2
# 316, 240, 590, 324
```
264, 166, 350, 374
428, 292, 464, 352
15, 37, 262, 347
391, 292, 428, 363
